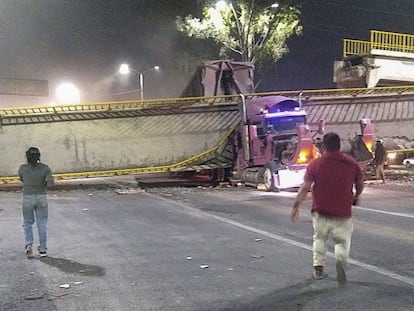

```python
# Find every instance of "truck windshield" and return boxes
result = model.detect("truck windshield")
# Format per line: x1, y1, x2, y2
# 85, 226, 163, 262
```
266, 115, 306, 133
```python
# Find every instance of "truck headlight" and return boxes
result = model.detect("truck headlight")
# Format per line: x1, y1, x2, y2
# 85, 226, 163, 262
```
297, 151, 309, 163
387, 152, 396, 160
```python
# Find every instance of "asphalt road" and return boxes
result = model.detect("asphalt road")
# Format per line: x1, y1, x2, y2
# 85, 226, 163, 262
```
0, 178, 413, 311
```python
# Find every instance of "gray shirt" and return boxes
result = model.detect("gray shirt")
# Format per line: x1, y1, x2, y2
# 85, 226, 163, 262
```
18, 163, 54, 195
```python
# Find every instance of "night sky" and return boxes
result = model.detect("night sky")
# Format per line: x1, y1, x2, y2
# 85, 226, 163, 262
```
0, 0, 413, 106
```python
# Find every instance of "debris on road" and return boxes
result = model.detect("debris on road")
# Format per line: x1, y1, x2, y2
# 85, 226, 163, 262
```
115, 188, 145, 195
251, 254, 264, 259
218, 182, 230, 188
48, 290, 69, 301
24, 292, 44, 300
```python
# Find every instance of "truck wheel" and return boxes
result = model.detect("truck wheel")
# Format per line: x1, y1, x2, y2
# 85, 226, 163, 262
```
363, 163, 375, 178
263, 162, 279, 192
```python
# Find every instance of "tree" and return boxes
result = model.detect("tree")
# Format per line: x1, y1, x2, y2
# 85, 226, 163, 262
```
176, 0, 302, 69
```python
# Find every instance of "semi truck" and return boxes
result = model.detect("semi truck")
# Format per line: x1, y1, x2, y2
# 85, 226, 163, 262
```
220, 95, 373, 191
180, 60, 373, 190
230, 95, 324, 191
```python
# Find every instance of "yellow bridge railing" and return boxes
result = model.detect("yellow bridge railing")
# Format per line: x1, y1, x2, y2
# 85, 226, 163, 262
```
3, 85, 414, 119
343, 39, 371, 58
343, 30, 414, 57
371, 30, 414, 53
0, 94, 240, 118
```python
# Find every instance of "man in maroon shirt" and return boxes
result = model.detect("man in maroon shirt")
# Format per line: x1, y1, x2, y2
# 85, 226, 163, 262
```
291, 132, 364, 283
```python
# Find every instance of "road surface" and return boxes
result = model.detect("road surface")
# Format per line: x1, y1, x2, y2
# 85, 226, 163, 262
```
0, 178, 413, 310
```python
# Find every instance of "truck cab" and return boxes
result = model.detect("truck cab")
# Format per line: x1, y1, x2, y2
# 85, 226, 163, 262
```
234, 95, 321, 191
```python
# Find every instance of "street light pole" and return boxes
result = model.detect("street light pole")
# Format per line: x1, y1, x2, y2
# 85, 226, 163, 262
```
118, 64, 160, 101
139, 72, 144, 101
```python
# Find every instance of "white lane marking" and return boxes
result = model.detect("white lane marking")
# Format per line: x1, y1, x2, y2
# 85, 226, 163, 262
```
353, 206, 414, 219
150, 192, 414, 287
253, 190, 414, 219
207, 213, 414, 287
265, 191, 414, 219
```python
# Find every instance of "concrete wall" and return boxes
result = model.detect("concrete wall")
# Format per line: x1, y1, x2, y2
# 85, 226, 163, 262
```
0, 110, 239, 176
304, 93, 414, 148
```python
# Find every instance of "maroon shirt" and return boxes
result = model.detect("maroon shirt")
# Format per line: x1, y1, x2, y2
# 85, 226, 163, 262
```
304, 151, 363, 218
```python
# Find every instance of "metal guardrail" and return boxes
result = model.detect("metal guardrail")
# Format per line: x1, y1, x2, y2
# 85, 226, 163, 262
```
0, 95, 241, 126
343, 30, 414, 57
0, 95, 240, 118
371, 30, 414, 53
254, 85, 414, 100
386, 148, 414, 154
4, 85, 414, 120
343, 39, 371, 57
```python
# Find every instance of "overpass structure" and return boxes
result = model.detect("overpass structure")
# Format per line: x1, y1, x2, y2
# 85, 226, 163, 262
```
334, 30, 414, 88
1, 85, 414, 183
0, 96, 240, 182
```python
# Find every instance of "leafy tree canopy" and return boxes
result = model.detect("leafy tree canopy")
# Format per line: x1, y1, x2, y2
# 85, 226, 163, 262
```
176, 0, 302, 70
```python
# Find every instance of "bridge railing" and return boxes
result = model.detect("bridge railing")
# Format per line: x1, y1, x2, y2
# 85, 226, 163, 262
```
3, 85, 414, 119
371, 30, 414, 53
343, 39, 371, 57
343, 30, 414, 57
0, 95, 240, 118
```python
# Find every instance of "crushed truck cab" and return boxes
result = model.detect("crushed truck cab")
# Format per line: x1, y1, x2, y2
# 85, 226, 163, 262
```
232, 95, 322, 191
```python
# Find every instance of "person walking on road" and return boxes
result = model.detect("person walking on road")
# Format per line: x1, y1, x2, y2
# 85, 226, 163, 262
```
374, 139, 386, 183
18, 147, 54, 258
290, 132, 364, 283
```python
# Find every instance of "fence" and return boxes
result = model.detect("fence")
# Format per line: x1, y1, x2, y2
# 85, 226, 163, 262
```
343, 30, 414, 57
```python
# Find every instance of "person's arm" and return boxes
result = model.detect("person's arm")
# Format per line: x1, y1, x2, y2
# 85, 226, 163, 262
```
353, 169, 364, 205
18, 166, 24, 182
291, 180, 312, 222
45, 166, 54, 188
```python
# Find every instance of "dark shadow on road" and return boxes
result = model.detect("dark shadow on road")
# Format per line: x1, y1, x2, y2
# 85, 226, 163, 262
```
197, 278, 414, 311
39, 256, 105, 276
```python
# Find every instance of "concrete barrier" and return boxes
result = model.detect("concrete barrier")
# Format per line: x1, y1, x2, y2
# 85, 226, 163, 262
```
0, 110, 239, 176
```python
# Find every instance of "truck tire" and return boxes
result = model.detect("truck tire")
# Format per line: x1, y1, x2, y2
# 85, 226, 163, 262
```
263, 162, 279, 192
363, 163, 375, 178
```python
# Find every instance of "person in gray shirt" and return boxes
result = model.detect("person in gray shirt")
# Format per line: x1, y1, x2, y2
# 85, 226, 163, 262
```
18, 147, 54, 258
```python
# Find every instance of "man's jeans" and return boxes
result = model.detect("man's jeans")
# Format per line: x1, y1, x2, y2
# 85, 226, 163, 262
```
312, 212, 353, 267
22, 194, 48, 252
